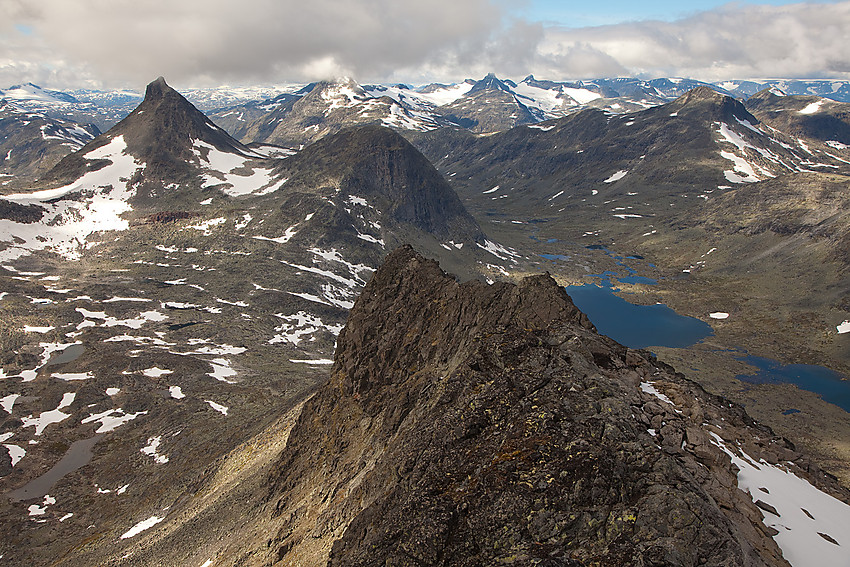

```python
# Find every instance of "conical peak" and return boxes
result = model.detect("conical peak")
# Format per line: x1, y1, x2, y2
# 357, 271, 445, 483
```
465, 73, 515, 97
144, 76, 174, 102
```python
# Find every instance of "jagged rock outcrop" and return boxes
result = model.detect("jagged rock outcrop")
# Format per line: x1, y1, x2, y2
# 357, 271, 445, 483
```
259, 246, 847, 566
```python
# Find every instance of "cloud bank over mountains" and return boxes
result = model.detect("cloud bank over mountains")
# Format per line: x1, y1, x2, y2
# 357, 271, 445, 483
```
1, 0, 849, 88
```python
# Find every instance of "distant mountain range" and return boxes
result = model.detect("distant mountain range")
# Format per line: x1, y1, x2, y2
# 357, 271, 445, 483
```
6, 75, 850, 135
2, 74, 850, 565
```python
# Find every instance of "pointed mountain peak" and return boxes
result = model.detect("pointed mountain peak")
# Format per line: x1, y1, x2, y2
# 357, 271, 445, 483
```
44, 77, 255, 186
143, 76, 173, 101
469, 73, 512, 95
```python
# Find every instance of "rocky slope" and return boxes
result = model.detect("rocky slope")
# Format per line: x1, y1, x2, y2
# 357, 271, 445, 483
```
0, 101, 98, 189
235, 79, 451, 149
410, 86, 850, 218
744, 89, 850, 146
0, 79, 503, 565
251, 246, 849, 566
694, 171, 850, 264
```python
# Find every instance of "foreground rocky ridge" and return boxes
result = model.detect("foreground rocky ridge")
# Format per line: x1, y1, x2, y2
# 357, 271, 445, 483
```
256, 246, 849, 566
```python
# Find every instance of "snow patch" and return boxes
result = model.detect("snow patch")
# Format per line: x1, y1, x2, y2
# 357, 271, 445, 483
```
720, 151, 760, 183
640, 382, 677, 408
0, 135, 143, 262
142, 367, 172, 378
270, 311, 344, 345
52, 371, 94, 381
21, 392, 75, 435
120, 515, 164, 539
477, 240, 520, 263
140, 436, 168, 464
1, 393, 20, 413
289, 358, 334, 365
603, 170, 628, 183
207, 359, 237, 383
205, 400, 228, 416
22, 325, 54, 334
799, 100, 825, 114
709, 432, 850, 566
252, 224, 298, 244
81, 408, 147, 433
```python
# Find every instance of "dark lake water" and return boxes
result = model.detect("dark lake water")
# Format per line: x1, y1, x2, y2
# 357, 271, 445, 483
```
735, 355, 850, 413
46, 344, 86, 366
617, 275, 658, 285
565, 283, 714, 349
7, 435, 101, 501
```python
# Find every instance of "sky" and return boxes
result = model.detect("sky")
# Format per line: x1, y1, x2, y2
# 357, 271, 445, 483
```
515, 0, 840, 26
0, 0, 849, 89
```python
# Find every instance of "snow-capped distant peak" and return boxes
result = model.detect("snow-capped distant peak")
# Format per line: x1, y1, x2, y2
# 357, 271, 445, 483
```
1, 83, 77, 104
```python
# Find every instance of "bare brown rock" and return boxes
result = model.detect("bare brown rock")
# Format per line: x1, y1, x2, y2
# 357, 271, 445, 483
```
257, 246, 850, 566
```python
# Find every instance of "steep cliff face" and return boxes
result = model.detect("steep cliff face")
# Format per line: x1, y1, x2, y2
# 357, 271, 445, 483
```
260, 246, 847, 566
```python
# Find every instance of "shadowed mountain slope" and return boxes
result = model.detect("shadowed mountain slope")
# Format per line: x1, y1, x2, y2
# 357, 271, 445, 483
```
270, 125, 484, 244
0, 101, 98, 189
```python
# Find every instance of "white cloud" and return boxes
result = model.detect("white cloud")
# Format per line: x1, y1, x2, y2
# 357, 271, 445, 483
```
0, 0, 849, 88
0, 0, 505, 88
535, 2, 850, 80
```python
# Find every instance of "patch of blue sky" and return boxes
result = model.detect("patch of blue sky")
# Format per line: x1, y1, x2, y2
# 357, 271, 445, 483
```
509, 0, 844, 27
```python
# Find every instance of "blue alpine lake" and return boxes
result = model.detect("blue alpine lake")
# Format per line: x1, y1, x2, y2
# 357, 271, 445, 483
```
563, 244, 850, 412
617, 275, 658, 285
735, 355, 850, 413
565, 283, 714, 349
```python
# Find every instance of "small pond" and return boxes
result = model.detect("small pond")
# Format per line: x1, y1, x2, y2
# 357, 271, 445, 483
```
7, 435, 101, 501
46, 344, 86, 366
